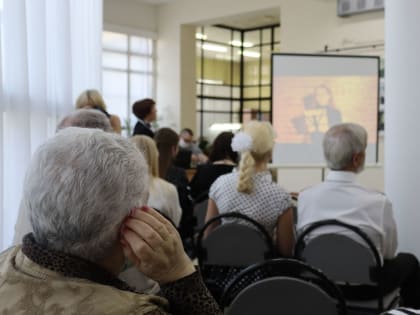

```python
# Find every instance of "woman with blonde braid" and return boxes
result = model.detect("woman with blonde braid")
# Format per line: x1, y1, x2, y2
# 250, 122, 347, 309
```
205, 121, 295, 256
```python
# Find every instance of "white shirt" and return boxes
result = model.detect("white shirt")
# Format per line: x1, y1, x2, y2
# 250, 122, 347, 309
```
297, 170, 398, 259
209, 170, 292, 235
148, 177, 182, 227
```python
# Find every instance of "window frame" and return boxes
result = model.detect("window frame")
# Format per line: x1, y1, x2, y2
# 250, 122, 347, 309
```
102, 24, 157, 135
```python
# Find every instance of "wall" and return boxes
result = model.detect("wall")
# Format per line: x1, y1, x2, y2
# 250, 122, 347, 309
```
101, 0, 385, 192
153, 0, 384, 194
385, 0, 420, 258
156, 0, 384, 131
103, 0, 157, 36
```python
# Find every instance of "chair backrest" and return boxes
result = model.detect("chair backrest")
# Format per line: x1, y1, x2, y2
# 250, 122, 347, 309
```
222, 258, 347, 315
294, 219, 382, 285
196, 212, 275, 267
193, 194, 208, 233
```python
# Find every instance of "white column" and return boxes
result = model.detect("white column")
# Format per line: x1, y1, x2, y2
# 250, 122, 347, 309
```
385, 0, 420, 258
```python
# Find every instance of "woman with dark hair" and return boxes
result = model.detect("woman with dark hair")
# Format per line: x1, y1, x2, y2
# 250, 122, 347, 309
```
132, 98, 157, 138
154, 128, 195, 250
190, 132, 238, 200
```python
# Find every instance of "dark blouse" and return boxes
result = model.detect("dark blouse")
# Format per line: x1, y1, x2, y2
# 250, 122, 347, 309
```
165, 166, 194, 241
190, 164, 235, 200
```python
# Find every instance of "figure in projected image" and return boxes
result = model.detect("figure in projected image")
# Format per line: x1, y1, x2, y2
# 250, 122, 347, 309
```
292, 84, 342, 143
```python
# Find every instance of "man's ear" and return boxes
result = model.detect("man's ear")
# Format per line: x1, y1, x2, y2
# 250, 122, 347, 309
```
353, 152, 363, 167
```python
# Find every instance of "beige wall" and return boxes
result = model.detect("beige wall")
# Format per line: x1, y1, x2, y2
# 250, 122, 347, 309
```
156, 0, 384, 131
103, 0, 385, 191
103, 0, 157, 35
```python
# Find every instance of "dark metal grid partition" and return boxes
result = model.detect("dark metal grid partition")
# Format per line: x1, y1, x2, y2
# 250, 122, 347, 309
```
196, 24, 280, 138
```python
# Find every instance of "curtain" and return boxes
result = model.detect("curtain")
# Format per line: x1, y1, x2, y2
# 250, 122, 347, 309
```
0, 0, 102, 250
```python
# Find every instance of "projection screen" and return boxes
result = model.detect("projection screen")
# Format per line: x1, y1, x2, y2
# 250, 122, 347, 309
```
271, 53, 379, 165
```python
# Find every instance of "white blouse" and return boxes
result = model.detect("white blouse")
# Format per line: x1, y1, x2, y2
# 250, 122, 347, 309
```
148, 177, 182, 227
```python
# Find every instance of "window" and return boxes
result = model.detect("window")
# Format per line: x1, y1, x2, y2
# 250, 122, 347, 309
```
102, 30, 155, 136
196, 24, 280, 140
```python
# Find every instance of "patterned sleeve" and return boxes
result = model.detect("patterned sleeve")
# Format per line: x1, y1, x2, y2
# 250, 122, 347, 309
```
273, 186, 293, 214
208, 176, 221, 201
145, 271, 222, 315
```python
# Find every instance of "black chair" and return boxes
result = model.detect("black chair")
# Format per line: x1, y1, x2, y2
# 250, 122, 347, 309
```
295, 219, 399, 314
192, 191, 209, 234
221, 258, 347, 315
195, 212, 276, 302
381, 308, 420, 315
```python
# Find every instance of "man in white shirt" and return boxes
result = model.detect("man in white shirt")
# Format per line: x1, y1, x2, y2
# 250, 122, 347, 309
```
297, 122, 420, 308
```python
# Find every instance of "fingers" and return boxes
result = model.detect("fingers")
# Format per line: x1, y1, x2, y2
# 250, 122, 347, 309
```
131, 207, 176, 236
124, 218, 164, 249
122, 228, 154, 263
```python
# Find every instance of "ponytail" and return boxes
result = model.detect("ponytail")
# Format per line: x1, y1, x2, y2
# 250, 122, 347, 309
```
237, 151, 255, 194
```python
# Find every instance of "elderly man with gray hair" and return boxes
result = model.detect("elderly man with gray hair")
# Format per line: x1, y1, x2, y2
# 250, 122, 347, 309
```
1, 128, 221, 314
297, 122, 420, 308
12, 108, 113, 245
56, 108, 113, 132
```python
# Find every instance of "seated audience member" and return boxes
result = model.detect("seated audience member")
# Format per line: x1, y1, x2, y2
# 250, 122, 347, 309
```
205, 121, 295, 257
132, 98, 157, 138
12, 109, 113, 245
297, 122, 420, 308
76, 89, 121, 134
154, 128, 195, 250
179, 128, 208, 165
120, 135, 183, 293
190, 131, 238, 200
130, 135, 182, 227
0, 127, 221, 314
56, 108, 113, 132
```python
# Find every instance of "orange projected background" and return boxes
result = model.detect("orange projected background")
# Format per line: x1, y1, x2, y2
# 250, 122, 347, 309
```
272, 76, 378, 144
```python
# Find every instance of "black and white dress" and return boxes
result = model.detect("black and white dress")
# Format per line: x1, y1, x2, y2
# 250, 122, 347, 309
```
209, 170, 292, 235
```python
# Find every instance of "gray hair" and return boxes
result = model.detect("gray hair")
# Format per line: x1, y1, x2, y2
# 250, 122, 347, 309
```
22, 127, 149, 262
323, 123, 367, 170
56, 109, 113, 132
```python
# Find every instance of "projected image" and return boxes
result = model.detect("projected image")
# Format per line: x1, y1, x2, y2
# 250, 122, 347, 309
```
271, 54, 379, 165
291, 84, 342, 143
273, 76, 378, 145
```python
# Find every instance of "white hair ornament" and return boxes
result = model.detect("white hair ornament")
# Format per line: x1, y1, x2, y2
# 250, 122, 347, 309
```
231, 131, 253, 153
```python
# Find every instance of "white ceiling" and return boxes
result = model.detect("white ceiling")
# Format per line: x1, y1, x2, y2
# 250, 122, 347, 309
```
211, 9, 280, 30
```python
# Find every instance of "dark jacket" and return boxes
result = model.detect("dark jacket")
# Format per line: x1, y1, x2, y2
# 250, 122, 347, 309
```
133, 121, 154, 138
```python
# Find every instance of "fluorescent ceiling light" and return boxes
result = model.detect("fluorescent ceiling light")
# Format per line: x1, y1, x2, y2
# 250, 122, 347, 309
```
197, 79, 224, 85
196, 33, 207, 40
229, 40, 254, 48
202, 43, 228, 53
238, 50, 261, 58
209, 123, 242, 132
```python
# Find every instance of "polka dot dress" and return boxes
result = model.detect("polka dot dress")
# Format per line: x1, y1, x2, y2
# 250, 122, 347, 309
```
209, 170, 292, 235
